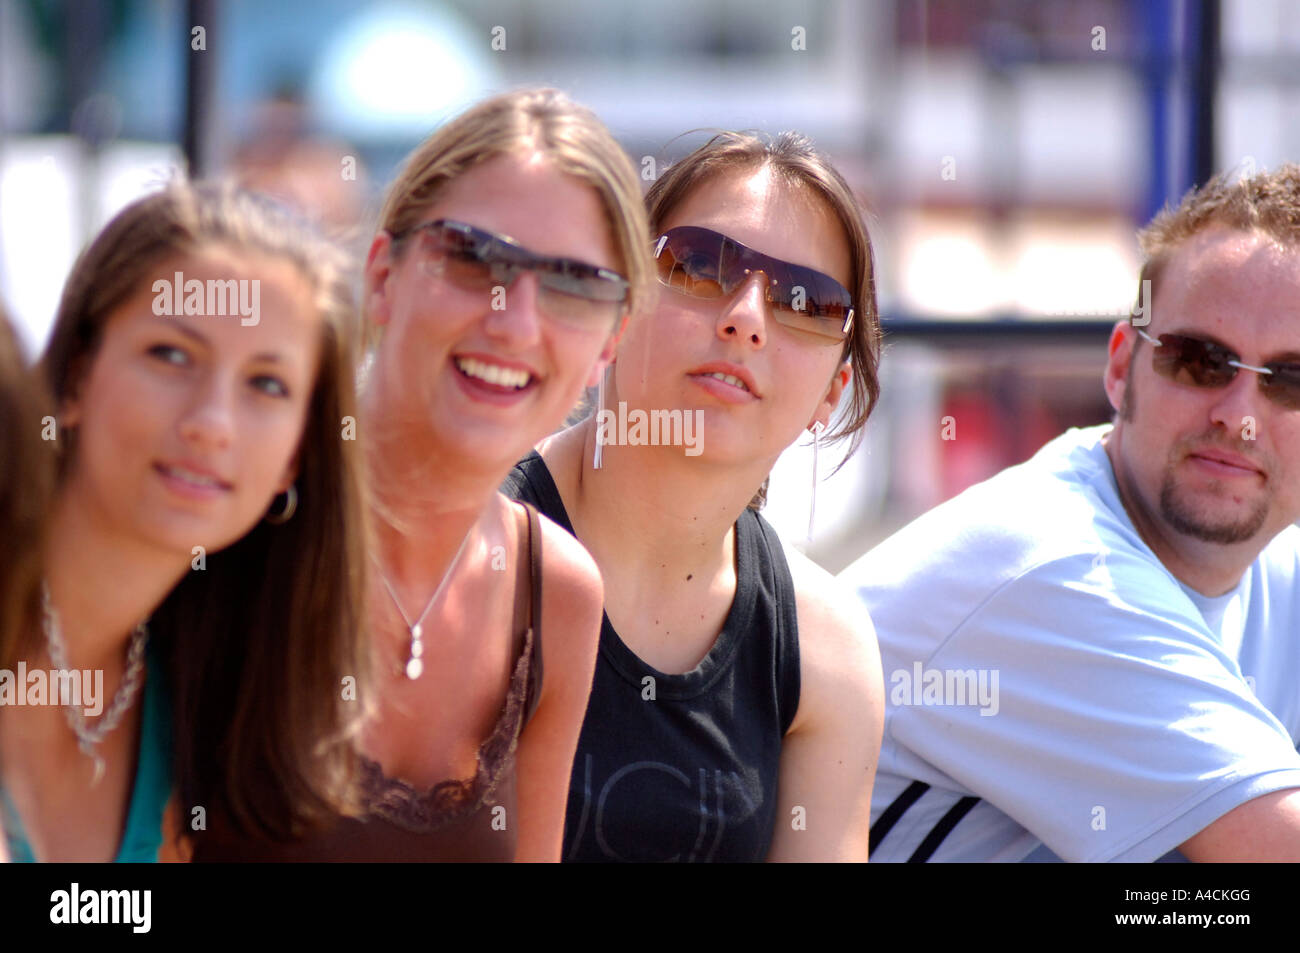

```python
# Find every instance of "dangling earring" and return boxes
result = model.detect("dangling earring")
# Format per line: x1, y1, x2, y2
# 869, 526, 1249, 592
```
807, 421, 825, 542
265, 484, 298, 524
593, 365, 609, 470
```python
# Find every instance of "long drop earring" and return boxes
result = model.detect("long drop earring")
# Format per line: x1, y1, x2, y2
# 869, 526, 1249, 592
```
593, 365, 609, 470
807, 421, 825, 542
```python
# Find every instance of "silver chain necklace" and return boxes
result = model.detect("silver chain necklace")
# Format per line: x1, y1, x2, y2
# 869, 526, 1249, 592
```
372, 529, 472, 680
40, 583, 149, 786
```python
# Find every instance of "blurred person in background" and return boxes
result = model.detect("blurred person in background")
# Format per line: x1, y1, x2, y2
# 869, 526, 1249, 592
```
230, 87, 369, 237
0, 182, 368, 861
0, 300, 52, 685
192, 87, 654, 862
0, 301, 54, 863
844, 165, 1300, 862
504, 131, 885, 862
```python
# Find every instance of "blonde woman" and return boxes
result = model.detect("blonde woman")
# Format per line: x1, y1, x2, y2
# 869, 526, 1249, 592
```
192, 88, 655, 861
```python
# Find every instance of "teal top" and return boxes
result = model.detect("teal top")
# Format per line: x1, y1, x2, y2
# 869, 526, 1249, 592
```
1, 644, 173, 862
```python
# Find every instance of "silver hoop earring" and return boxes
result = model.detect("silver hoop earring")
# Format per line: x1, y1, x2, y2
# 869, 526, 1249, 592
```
265, 484, 298, 524
593, 365, 609, 470
807, 421, 825, 542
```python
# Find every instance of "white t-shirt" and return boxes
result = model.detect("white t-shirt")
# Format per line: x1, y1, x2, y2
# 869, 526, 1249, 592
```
838, 424, 1300, 862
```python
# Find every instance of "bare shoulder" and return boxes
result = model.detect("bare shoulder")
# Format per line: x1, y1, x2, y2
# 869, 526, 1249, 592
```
767, 541, 882, 860
781, 541, 882, 735
784, 543, 879, 663
533, 420, 587, 489
537, 512, 603, 604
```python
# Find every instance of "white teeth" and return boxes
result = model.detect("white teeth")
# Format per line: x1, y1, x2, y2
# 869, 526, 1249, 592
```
706, 372, 749, 391
456, 357, 532, 390
163, 465, 222, 488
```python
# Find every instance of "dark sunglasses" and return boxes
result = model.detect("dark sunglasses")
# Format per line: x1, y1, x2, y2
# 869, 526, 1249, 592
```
394, 219, 629, 330
653, 226, 854, 344
1137, 328, 1300, 410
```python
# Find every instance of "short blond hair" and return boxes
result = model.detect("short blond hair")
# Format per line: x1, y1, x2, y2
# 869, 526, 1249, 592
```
372, 88, 653, 347
1137, 163, 1300, 303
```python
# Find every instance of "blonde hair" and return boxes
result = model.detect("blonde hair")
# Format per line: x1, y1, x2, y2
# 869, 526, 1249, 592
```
38, 181, 370, 839
371, 87, 653, 347
1137, 163, 1300, 307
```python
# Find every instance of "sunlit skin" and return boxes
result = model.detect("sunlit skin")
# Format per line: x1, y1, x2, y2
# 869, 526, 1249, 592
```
610, 164, 852, 472
534, 164, 883, 861
358, 151, 618, 861
559, 166, 852, 671
61, 248, 319, 558
1103, 226, 1300, 597
364, 151, 623, 497
0, 247, 322, 862
1101, 225, 1300, 862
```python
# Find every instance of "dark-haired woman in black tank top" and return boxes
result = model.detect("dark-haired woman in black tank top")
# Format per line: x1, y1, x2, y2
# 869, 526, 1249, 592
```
503, 131, 885, 861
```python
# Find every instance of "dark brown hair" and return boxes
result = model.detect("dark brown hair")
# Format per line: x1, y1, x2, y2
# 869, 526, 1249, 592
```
38, 181, 369, 839
645, 130, 882, 464
0, 305, 53, 670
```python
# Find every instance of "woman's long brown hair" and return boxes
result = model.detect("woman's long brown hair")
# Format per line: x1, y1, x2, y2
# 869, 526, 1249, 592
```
39, 182, 370, 840
0, 304, 52, 671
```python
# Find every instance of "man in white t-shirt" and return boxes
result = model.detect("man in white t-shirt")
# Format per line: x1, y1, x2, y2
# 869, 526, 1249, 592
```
839, 164, 1300, 862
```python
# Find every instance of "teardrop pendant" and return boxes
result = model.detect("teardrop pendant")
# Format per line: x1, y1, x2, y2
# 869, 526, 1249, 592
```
405, 621, 425, 680
374, 527, 474, 684
89, 751, 106, 787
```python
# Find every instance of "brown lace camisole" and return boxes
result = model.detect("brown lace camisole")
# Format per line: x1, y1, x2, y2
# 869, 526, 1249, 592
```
191, 502, 545, 862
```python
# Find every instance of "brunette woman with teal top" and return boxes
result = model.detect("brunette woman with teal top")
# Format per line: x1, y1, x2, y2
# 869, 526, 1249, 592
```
0, 183, 369, 861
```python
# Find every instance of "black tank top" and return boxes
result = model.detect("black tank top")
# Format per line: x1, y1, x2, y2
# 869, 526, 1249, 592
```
502, 451, 801, 862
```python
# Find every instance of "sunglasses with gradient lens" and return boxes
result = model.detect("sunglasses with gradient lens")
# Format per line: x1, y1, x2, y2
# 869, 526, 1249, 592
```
1137, 328, 1300, 410
397, 219, 629, 330
653, 226, 854, 344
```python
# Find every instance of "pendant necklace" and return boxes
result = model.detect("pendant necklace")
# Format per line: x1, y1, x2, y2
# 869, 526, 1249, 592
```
373, 528, 473, 680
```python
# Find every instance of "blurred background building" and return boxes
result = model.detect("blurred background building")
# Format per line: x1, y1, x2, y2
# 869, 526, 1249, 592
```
1, 0, 1297, 568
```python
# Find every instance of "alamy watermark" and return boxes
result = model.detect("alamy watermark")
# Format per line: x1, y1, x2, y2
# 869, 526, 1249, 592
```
152, 271, 260, 326
595, 401, 704, 457
890, 662, 1000, 716
50, 883, 150, 933
0, 664, 103, 716
1043, 279, 1151, 327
